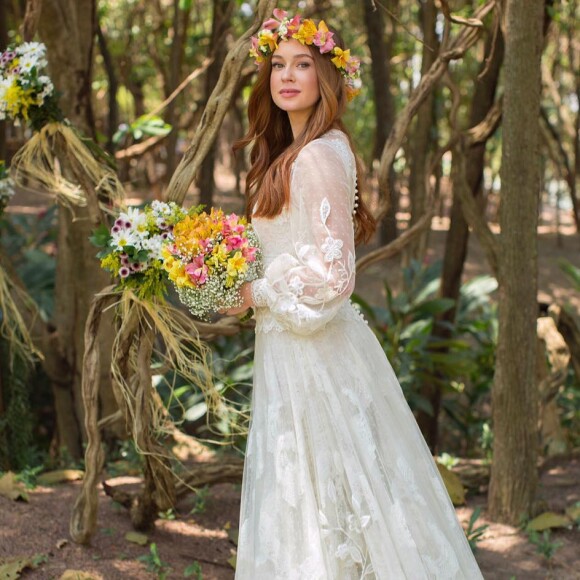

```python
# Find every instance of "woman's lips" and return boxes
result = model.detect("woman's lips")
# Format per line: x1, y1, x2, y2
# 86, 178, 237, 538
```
280, 89, 300, 97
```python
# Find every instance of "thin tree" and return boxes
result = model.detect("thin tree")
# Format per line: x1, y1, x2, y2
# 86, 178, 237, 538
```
486, 0, 545, 522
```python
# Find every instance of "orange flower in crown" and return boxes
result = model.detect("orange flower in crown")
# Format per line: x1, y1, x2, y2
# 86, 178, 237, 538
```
249, 8, 363, 101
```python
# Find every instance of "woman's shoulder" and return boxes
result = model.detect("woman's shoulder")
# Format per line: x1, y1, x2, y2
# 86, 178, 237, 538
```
296, 129, 354, 168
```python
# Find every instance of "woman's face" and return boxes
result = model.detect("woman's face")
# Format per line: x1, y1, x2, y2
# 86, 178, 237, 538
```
270, 38, 320, 125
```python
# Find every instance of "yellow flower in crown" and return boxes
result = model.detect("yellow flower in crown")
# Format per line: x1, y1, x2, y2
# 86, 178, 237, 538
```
331, 47, 351, 70
258, 29, 278, 55
292, 19, 318, 46
249, 8, 362, 101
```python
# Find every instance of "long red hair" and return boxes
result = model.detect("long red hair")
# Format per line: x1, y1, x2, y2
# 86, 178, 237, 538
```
234, 35, 376, 245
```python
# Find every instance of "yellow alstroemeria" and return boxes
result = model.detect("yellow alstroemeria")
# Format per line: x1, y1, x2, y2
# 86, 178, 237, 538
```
226, 251, 248, 279
292, 19, 318, 45
258, 29, 278, 53
331, 47, 351, 70
208, 243, 228, 268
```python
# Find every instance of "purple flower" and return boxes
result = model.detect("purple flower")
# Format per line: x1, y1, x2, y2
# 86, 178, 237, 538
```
161, 232, 169, 240
120, 256, 129, 266
114, 218, 124, 228
119, 266, 130, 278
124, 221, 131, 228
112, 225, 121, 233
0, 51, 15, 65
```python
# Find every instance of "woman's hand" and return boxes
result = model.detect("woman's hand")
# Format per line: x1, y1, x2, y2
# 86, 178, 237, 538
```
221, 282, 254, 316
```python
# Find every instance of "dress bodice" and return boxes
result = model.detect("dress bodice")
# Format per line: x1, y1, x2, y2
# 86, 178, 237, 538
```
249, 129, 362, 335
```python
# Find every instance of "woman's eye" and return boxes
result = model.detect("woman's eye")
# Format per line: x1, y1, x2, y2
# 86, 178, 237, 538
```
297, 62, 310, 68
272, 63, 284, 69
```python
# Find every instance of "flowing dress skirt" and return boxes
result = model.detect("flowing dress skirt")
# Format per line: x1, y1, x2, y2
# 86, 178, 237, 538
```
235, 304, 484, 579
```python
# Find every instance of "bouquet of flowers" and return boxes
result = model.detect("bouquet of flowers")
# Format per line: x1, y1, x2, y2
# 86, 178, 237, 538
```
90, 200, 192, 299
0, 42, 61, 129
0, 161, 15, 216
163, 208, 262, 320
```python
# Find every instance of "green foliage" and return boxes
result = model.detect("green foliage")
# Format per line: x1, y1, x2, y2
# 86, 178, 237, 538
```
158, 508, 176, 520
112, 115, 172, 146
189, 485, 210, 515
138, 543, 172, 579
559, 258, 580, 292
0, 348, 36, 471
156, 325, 255, 448
15, 464, 44, 489
527, 529, 563, 561
184, 561, 203, 578
464, 507, 489, 553
353, 261, 497, 424
1, 206, 57, 321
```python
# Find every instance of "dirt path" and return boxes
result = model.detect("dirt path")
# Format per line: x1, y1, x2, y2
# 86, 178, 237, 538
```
1, 456, 579, 579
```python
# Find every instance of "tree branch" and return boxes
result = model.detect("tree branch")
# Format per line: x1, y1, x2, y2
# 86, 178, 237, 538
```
375, 1, 496, 222
165, 0, 276, 205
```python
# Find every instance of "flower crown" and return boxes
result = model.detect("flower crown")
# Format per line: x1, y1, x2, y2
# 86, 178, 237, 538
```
250, 8, 362, 101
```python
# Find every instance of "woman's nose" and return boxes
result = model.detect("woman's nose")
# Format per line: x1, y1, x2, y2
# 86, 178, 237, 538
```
281, 65, 294, 81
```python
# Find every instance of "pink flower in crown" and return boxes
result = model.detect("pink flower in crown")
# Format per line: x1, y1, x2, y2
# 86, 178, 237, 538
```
313, 21, 335, 54
262, 9, 301, 40
346, 56, 361, 76
262, 8, 286, 31
225, 235, 244, 252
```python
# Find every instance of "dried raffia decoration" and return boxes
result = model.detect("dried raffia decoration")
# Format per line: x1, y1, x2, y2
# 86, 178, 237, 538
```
70, 286, 118, 544
0, 264, 43, 369
70, 287, 220, 542
9, 122, 126, 218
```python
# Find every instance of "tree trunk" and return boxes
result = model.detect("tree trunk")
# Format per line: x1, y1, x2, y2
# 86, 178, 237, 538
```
199, 0, 235, 209
0, 0, 7, 161
37, 0, 120, 458
165, 0, 190, 179
487, 0, 544, 523
416, 22, 504, 451
96, 18, 118, 155
406, 0, 438, 261
363, 0, 399, 244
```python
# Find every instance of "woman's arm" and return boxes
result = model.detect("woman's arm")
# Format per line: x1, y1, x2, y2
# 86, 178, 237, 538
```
246, 138, 357, 335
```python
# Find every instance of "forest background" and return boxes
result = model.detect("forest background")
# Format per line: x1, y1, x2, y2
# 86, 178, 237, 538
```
0, 0, 579, 578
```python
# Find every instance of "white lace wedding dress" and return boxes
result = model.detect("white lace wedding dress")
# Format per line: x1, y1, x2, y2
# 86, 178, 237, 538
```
235, 129, 484, 579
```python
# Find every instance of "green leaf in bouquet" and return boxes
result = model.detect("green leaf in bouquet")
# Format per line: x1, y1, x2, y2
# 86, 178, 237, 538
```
89, 223, 112, 248
135, 249, 150, 262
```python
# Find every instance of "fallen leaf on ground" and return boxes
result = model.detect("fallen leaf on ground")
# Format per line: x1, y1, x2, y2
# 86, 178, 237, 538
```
0, 554, 46, 579
526, 511, 572, 531
56, 538, 68, 549
125, 531, 148, 546
565, 504, 580, 522
37, 470, 84, 485
227, 555, 237, 570
436, 462, 465, 506
59, 571, 101, 580
0, 472, 29, 501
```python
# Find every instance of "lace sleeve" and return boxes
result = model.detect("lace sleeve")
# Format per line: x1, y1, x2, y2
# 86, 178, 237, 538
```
250, 137, 357, 336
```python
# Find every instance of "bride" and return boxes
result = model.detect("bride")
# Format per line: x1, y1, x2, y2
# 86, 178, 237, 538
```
227, 9, 484, 579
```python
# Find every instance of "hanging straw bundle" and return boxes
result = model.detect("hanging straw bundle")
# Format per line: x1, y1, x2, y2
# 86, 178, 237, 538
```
10, 122, 125, 216
70, 287, 222, 543
0, 264, 42, 368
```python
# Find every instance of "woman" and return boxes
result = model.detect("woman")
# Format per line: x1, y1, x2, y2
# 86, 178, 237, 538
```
229, 9, 484, 579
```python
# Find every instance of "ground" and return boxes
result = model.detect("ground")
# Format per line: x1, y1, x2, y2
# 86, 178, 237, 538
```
3, 182, 580, 579
0, 456, 579, 579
